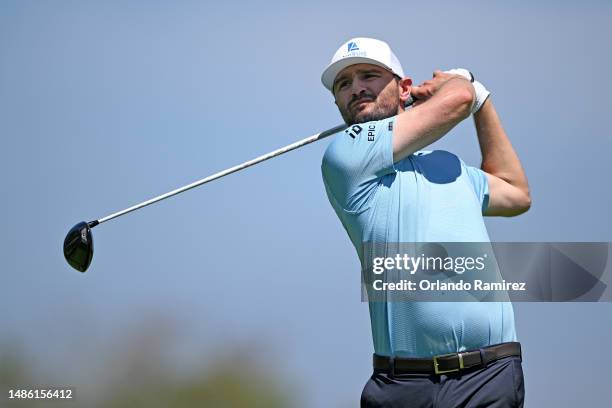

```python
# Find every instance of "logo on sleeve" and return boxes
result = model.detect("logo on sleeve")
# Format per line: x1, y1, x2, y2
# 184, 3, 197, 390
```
367, 124, 376, 141
347, 42, 359, 52
344, 125, 362, 139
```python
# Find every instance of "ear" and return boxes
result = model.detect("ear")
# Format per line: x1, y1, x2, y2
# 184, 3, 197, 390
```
398, 77, 413, 105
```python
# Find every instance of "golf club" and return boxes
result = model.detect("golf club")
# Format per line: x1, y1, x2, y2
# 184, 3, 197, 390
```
63, 97, 415, 272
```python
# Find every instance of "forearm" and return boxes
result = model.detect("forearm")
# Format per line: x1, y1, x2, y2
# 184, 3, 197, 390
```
474, 99, 530, 196
393, 77, 474, 162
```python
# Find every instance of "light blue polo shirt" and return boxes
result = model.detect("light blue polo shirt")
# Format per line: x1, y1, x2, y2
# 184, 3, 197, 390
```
321, 116, 517, 357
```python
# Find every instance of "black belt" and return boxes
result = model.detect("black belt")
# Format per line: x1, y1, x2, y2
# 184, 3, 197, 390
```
373, 342, 521, 375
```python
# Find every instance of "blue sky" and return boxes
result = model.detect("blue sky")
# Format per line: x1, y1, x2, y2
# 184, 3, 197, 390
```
2, 1, 611, 406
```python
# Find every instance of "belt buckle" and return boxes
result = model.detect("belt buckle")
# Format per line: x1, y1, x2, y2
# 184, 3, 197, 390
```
433, 352, 464, 375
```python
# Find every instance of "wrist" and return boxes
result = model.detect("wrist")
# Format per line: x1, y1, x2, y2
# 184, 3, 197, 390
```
444, 68, 491, 114
471, 80, 490, 114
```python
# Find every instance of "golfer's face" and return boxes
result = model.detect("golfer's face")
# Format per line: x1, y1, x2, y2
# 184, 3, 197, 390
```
333, 63, 400, 125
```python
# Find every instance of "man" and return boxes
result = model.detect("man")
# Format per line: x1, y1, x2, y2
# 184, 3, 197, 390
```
320, 38, 531, 407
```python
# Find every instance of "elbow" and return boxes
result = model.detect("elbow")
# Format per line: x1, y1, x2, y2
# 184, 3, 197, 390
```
516, 195, 532, 215
508, 192, 532, 216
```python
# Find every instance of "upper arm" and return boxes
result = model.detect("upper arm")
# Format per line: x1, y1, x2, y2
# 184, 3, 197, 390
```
392, 78, 474, 162
483, 172, 532, 216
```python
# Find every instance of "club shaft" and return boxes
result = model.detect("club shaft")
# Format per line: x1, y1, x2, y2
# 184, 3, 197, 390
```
96, 123, 348, 225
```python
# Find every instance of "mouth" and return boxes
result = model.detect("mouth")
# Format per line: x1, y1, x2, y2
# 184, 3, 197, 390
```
350, 97, 374, 110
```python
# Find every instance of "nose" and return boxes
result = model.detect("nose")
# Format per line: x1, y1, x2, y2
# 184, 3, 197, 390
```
349, 77, 367, 96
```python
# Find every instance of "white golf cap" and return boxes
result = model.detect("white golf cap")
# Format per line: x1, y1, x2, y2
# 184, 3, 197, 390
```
321, 37, 405, 92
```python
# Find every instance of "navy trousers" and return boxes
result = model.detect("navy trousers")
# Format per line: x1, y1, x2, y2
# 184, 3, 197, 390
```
361, 356, 525, 408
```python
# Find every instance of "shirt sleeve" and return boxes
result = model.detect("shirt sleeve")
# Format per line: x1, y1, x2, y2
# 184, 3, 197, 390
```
321, 117, 396, 212
465, 165, 490, 213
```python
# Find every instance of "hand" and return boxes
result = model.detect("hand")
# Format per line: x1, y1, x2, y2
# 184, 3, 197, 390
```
445, 68, 491, 114
411, 70, 470, 107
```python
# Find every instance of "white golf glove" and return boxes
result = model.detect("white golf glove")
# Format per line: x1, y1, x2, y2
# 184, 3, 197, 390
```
445, 68, 490, 114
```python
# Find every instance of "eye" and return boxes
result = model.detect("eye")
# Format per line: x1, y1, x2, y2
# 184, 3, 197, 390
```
335, 79, 349, 91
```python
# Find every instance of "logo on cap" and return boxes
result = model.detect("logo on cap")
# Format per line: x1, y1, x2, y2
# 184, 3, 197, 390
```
347, 42, 359, 52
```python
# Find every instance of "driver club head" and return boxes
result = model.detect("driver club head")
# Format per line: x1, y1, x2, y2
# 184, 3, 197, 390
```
63, 221, 95, 272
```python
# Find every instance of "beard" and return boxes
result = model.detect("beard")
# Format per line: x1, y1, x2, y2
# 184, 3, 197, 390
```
338, 83, 401, 125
